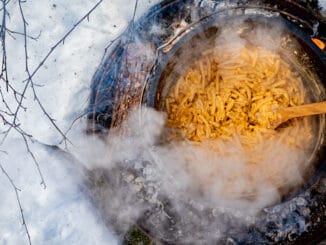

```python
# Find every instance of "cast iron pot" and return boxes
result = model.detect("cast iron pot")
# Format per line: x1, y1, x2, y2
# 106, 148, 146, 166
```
87, 0, 326, 243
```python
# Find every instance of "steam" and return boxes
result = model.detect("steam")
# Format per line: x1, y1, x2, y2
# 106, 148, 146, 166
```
68, 15, 319, 243
69, 107, 311, 243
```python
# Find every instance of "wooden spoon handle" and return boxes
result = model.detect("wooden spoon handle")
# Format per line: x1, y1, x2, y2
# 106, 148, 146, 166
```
280, 101, 326, 121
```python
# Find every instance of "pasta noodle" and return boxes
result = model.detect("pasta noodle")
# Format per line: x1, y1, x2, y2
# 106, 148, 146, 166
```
165, 46, 311, 147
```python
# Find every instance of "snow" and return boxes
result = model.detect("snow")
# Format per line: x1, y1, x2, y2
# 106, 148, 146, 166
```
0, 137, 116, 245
0, 0, 160, 244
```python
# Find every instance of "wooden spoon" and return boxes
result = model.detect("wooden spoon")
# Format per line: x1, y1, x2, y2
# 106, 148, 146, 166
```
271, 101, 326, 128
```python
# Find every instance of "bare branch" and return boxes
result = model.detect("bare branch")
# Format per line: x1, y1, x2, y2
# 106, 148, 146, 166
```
103, 0, 139, 60
0, 0, 107, 243
61, 111, 87, 145
21, 134, 46, 189
131, 0, 139, 32
0, 163, 32, 245
1, 0, 9, 91
6, 27, 41, 41
22, 0, 104, 85
7, 0, 104, 147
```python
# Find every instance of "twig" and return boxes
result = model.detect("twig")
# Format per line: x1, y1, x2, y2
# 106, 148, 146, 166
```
21, 133, 46, 189
0, 0, 106, 244
103, 0, 139, 62
62, 111, 87, 143
0, 163, 32, 245
1, 0, 9, 91
8, 0, 104, 148
130, 0, 139, 32
22, 0, 104, 85
6, 28, 41, 40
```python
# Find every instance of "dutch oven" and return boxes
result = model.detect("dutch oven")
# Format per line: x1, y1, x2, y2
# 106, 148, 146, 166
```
87, 0, 326, 244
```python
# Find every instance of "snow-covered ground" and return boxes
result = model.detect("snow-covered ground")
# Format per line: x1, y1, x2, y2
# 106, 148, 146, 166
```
0, 0, 159, 244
